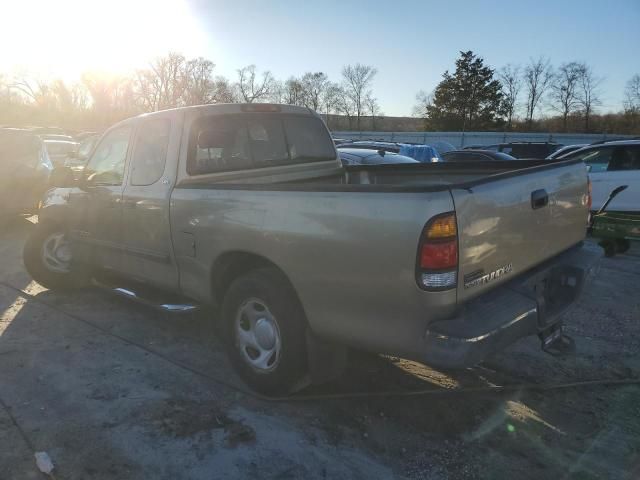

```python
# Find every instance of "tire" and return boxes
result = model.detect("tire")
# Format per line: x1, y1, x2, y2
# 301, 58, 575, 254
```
23, 221, 89, 290
221, 268, 308, 396
615, 238, 631, 255
599, 240, 616, 257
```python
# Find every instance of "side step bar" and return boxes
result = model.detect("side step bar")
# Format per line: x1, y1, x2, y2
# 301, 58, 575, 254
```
93, 280, 200, 314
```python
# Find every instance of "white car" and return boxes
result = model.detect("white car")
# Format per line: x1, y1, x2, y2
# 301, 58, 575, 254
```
546, 144, 587, 160
560, 140, 640, 212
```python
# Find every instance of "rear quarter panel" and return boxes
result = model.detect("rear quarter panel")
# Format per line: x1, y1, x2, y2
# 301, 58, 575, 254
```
170, 187, 457, 356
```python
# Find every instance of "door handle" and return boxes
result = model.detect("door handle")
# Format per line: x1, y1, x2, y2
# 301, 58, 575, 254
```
123, 200, 137, 209
531, 189, 549, 209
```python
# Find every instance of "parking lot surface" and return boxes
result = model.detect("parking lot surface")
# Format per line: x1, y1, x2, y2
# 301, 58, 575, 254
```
1, 218, 639, 479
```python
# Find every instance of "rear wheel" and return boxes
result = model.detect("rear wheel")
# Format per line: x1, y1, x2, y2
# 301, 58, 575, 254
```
615, 238, 631, 255
221, 268, 308, 395
23, 222, 89, 290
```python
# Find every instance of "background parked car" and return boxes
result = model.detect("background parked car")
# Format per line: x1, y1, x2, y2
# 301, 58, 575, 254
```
337, 141, 441, 162
44, 139, 79, 167
464, 142, 562, 159
463, 144, 500, 151
65, 134, 100, 171
74, 131, 99, 142
560, 140, 640, 212
430, 141, 456, 154
337, 147, 419, 166
0, 128, 52, 221
40, 133, 75, 142
442, 150, 518, 162
547, 144, 587, 160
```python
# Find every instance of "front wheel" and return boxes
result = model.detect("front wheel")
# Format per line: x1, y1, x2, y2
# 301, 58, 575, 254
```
221, 268, 308, 396
23, 222, 89, 290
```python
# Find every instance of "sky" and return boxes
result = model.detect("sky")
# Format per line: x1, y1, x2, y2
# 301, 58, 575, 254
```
1, 0, 639, 116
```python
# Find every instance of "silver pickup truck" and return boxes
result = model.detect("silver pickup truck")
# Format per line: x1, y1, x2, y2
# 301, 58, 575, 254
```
25, 104, 597, 394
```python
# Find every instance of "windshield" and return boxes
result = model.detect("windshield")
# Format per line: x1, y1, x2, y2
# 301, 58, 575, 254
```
78, 136, 98, 158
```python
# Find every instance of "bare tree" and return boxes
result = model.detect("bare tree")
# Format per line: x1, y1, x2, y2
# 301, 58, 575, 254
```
82, 72, 138, 124
321, 82, 342, 128
624, 74, 640, 113
183, 57, 216, 105
364, 93, 382, 130
523, 57, 553, 127
576, 63, 603, 132
236, 65, 275, 103
550, 62, 582, 131
341, 64, 377, 130
9, 73, 53, 108
50, 79, 88, 112
211, 76, 236, 103
300, 72, 328, 111
412, 90, 434, 130
498, 64, 521, 129
280, 77, 305, 105
334, 86, 356, 129
133, 52, 189, 111
412, 90, 433, 117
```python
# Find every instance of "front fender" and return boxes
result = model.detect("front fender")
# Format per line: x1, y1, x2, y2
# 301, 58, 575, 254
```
39, 187, 75, 225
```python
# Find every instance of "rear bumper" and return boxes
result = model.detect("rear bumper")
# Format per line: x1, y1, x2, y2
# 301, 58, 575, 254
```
421, 243, 600, 368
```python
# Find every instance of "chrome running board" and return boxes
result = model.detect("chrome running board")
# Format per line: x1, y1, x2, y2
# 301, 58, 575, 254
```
92, 279, 200, 314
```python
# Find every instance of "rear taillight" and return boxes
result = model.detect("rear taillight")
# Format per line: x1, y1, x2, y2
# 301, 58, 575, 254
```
587, 178, 592, 210
416, 212, 458, 290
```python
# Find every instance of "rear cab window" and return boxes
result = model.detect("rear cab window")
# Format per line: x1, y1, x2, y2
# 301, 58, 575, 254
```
187, 114, 335, 175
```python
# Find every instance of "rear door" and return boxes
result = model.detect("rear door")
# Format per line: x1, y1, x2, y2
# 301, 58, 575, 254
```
571, 146, 614, 209
120, 113, 181, 290
595, 145, 640, 212
568, 145, 640, 212
451, 161, 589, 302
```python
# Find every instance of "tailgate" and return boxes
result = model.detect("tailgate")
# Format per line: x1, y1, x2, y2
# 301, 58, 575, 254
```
452, 161, 589, 302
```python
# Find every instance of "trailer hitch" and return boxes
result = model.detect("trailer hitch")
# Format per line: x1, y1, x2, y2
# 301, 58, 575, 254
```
539, 324, 576, 356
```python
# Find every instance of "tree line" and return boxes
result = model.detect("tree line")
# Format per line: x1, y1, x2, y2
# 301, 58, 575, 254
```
2, 50, 639, 134
0, 53, 380, 131
414, 51, 640, 134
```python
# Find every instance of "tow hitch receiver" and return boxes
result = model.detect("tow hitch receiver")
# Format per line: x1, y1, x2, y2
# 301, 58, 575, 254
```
540, 324, 575, 356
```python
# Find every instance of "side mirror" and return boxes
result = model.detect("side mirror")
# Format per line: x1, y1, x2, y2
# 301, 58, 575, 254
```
48, 166, 76, 188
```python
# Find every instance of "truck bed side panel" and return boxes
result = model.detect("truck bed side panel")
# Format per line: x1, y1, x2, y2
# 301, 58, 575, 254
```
170, 188, 456, 355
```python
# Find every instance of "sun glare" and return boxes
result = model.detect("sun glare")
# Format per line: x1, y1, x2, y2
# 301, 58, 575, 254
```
0, 0, 205, 78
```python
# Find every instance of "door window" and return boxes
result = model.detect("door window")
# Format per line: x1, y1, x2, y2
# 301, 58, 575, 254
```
84, 126, 132, 185
130, 119, 171, 185
608, 146, 640, 171
569, 147, 613, 173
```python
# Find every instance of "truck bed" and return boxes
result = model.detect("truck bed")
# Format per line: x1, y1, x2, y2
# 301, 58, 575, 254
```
177, 158, 577, 192
171, 157, 589, 360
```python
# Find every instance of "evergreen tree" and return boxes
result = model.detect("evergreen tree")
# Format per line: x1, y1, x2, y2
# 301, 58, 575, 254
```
426, 51, 504, 130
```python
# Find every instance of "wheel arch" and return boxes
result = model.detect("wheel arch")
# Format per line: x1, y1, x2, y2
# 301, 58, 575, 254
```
211, 251, 301, 309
